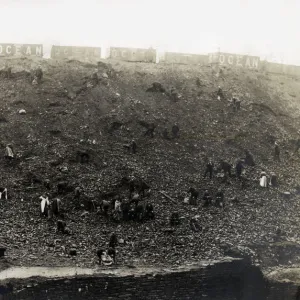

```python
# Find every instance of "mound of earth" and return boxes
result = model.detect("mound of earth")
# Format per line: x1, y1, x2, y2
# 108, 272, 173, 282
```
0, 57, 300, 269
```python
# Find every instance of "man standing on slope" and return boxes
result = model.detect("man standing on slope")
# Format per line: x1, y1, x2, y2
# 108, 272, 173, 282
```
260, 171, 268, 188
244, 150, 255, 166
172, 124, 179, 139
235, 159, 244, 178
5, 144, 14, 160
204, 160, 214, 179
217, 86, 224, 101
144, 123, 155, 138
274, 141, 280, 161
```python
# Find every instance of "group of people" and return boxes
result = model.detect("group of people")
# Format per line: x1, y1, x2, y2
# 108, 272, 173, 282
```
39, 195, 70, 234
113, 199, 155, 223
100, 195, 155, 223
144, 123, 179, 140
97, 233, 117, 266
163, 124, 179, 140
37, 177, 154, 265
38, 175, 155, 238
259, 171, 278, 188
124, 123, 179, 154
106, 177, 154, 223
217, 86, 241, 112
181, 143, 283, 213
5, 79, 300, 267
185, 188, 225, 208
201, 143, 282, 191
184, 146, 277, 208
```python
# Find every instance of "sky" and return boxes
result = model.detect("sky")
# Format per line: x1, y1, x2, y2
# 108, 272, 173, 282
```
1, 0, 300, 65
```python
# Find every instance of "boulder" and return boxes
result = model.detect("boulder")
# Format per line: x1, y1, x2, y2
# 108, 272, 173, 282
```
146, 82, 165, 93
66, 90, 76, 100
32, 77, 38, 85
282, 192, 291, 199
222, 243, 255, 261
0, 247, 6, 257
60, 166, 69, 173
69, 248, 77, 256
19, 109, 26, 115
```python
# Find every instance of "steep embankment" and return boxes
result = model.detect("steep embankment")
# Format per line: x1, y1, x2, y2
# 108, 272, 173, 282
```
0, 57, 300, 269
0, 259, 268, 300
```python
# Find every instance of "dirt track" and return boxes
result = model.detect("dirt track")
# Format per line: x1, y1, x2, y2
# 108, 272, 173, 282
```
1, 57, 300, 269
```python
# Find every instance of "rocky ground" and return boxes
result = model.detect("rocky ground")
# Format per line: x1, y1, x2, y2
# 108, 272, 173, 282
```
0, 57, 300, 270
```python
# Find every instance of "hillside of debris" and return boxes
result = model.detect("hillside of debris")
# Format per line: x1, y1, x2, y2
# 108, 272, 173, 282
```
1, 57, 300, 269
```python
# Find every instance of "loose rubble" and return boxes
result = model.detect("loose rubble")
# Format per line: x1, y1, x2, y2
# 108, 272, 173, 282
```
0, 57, 299, 270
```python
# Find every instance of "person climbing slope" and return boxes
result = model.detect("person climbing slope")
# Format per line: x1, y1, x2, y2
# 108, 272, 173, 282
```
5, 144, 14, 160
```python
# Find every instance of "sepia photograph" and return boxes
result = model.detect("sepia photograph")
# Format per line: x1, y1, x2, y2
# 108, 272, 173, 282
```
0, 0, 299, 299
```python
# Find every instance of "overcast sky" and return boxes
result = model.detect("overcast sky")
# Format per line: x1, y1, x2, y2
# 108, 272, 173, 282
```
1, 0, 299, 65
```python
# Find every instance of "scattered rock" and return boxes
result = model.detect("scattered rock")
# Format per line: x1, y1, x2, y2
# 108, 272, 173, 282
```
146, 82, 165, 93
0, 247, 6, 257
282, 192, 291, 199
0, 56, 299, 270
19, 109, 26, 115
59, 166, 69, 173
66, 90, 76, 100
48, 159, 63, 167
0, 115, 8, 123
69, 249, 77, 256
222, 244, 255, 261
81, 211, 89, 217
49, 129, 61, 135
32, 77, 38, 85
